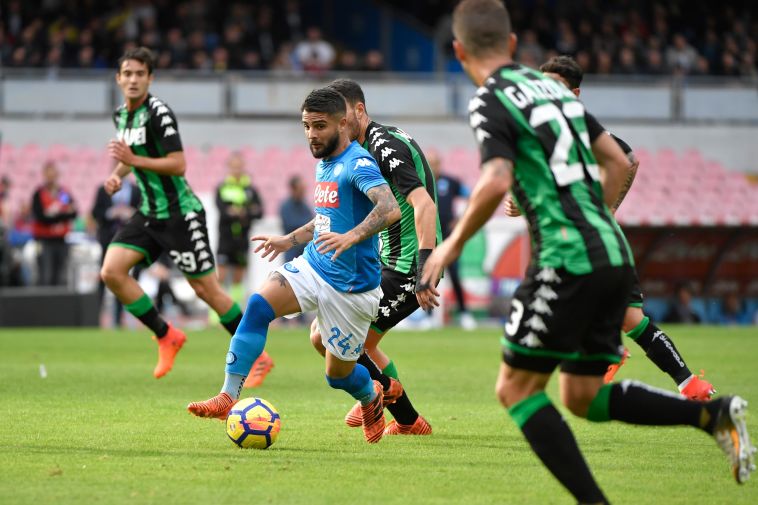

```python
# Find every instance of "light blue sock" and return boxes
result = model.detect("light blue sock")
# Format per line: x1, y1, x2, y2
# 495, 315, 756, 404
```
221, 373, 246, 399
222, 294, 276, 398
325, 364, 377, 405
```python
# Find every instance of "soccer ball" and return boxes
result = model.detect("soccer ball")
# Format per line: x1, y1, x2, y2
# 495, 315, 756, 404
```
226, 397, 281, 449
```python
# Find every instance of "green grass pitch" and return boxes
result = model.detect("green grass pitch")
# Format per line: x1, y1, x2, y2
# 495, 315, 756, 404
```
1, 325, 756, 504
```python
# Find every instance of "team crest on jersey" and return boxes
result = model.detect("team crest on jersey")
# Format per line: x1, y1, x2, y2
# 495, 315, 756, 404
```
314, 182, 339, 207
136, 110, 148, 127
334, 163, 344, 176
118, 127, 146, 146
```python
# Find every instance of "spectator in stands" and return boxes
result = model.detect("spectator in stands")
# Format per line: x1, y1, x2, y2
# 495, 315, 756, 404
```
294, 26, 335, 73
270, 42, 299, 73
31, 161, 77, 286
717, 293, 752, 325
428, 152, 477, 331
284, 0, 305, 42
91, 175, 140, 326
215, 152, 264, 290
645, 48, 667, 75
615, 46, 640, 74
362, 50, 386, 72
335, 50, 361, 72
664, 282, 702, 324
279, 175, 313, 263
666, 33, 698, 74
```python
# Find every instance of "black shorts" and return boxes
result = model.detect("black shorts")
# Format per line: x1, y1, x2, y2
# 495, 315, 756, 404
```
110, 211, 215, 277
502, 265, 634, 376
627, 269, 643, 308
370, 267, 420, 334
217, 232, 249, 267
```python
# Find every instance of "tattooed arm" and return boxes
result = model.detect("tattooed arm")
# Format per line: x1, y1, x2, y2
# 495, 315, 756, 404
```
251, 218, 315, 262
350, 184, 400, 243
314, 184, 400, 260
610, 151, 639, 212
286, 219, 316, 249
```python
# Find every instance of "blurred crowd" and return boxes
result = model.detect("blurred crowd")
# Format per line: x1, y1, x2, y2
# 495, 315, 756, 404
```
0, 0, 386, 74
410, 0, 757, 77
1, 0, 754, 76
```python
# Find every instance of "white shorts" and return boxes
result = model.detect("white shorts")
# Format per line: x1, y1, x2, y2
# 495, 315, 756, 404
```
276, 255, 382, 361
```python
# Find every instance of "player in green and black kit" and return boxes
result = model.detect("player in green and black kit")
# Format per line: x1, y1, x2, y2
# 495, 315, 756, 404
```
102, 47, 256, 379
309, 78, 442, 435
421, 1, 754, 501
534, 55, 715, 399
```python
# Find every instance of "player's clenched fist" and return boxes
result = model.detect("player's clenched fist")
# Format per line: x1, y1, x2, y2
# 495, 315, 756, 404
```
503, 194, 521, 217
104, 174, 122, 195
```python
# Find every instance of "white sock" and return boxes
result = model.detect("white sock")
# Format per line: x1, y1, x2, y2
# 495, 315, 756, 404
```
222, 373, 245, 399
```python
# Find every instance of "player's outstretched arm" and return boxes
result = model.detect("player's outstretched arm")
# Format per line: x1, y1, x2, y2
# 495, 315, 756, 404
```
420, 157, 512, 288
315, 184, 399, 261
591, 133, 630, 210
251, 219, 315, 262
108, 139, 186, 176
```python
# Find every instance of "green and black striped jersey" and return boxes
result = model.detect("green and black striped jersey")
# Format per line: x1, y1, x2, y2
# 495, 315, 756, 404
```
362, 121, 443, 275
113, 94, 203, 220
470, 63, 633, 275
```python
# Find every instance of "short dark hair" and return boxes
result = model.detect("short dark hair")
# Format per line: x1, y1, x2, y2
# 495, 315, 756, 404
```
540, 55, 584, 89
452, 0, 511, 58
118, 47, 155, 74
300, 87, 346, 116
328, 79, 366, 107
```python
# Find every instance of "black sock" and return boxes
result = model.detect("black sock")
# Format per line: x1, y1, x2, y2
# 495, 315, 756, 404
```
605, 381, 703, 428
125, 294, 168, 337
630, 318, 692, 385
219, 303, 243, 336
139, 307, 169, 338
386, 392, 419, 425
511, 393, 608, 504
356, 354, 419, 425
222, 313, 242, 336
357, 354, 390, 390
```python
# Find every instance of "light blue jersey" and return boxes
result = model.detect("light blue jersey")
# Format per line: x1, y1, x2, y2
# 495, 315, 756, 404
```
304, 141, 387, 293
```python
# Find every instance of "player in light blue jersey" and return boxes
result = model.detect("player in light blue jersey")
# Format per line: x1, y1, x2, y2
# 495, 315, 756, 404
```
188, 88, 400, 444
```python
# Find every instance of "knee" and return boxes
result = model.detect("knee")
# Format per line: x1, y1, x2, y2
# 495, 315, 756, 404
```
100, 264, 123, 286
622, 307, 644, 333
560, 390, 594, 418
243, 293, 276, 327
495, 374, 515, 408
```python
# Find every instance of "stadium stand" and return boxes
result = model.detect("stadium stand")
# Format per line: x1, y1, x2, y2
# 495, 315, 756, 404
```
2, 0, 755, 76
2, 143, 757, 225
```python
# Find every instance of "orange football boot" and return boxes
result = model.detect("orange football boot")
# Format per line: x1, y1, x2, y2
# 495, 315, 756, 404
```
680, 370, 716, 401
384, 415, 433, 436
187, 392, 235, 420
345, 378, 403, 428
603, 347, 631, 383
243, 351, 275, 388
153, 324, 187, 379
361, 381, 385, 443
